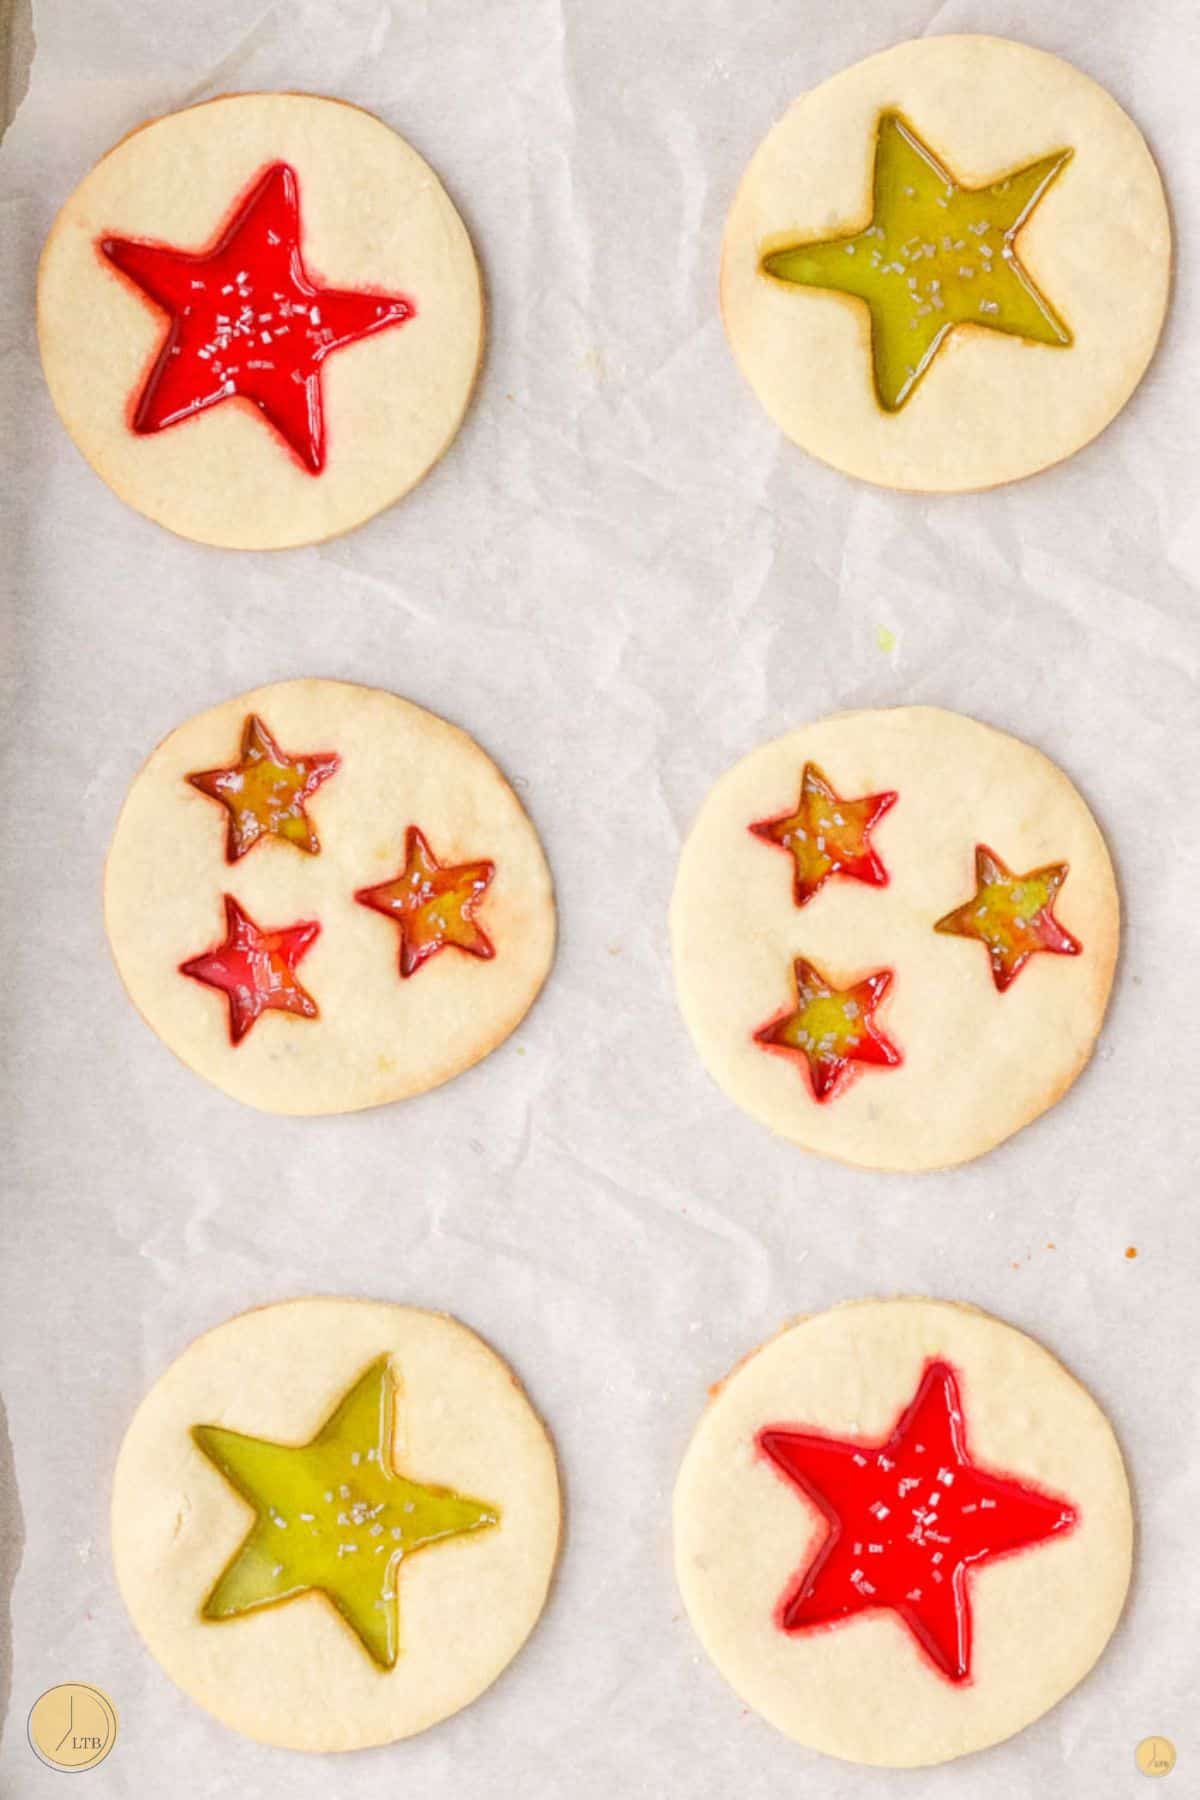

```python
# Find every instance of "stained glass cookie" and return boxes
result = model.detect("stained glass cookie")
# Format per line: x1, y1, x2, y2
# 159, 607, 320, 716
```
104, 678, 555, 1113
674, 1298, 1132, 1767
669, 706, 1117, 1170
111, 1298, 561, 1751
38, 93, 483, 547
721, 36, 1170, 490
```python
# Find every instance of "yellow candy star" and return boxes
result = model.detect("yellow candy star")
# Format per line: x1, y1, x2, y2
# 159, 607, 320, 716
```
762, 112, 1073, 411
193, 1357, 499, 1668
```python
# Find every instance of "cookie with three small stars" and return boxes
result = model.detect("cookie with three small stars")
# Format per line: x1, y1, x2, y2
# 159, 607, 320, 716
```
669, 706, 1118, 1171
104, 678, 555, 1114
674, 1297, 1133, 1767
721, 36, 1170, 490
111, 1298, 562, 1751
38, 93, 483, 547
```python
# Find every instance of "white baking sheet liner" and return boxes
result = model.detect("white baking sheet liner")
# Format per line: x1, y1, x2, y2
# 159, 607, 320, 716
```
1, 0, 1198, 1792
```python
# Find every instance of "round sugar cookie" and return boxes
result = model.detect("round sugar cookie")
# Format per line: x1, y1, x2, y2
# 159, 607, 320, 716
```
721, 36, 1170, 490
111, 1298, 561, 1751
38, 93, 483, 547
674, 1298, 1133, 1767
104, 678, 555, 1114
669, 707, 1117, 1171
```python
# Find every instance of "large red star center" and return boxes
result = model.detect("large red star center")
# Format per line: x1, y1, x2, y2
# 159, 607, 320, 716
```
355, 826, 495, 978
101, 162, 415, 472
750, 763, 897, 907
754, 955, 901, 1102
180, 894, 320, 1045
759, 1360, 1077, 1683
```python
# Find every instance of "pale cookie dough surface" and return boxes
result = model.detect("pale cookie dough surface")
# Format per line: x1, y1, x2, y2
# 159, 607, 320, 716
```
670, 707, 1118, 1171
104, 678, 555, 1114
674, 1297, 1133, 1767
721, 35, 1170, 491
111, 1297, 562, 1752
38, 93, 483, 548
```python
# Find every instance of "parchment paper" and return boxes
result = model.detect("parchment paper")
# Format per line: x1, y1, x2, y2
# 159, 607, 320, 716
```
2, 1, 1198, 1795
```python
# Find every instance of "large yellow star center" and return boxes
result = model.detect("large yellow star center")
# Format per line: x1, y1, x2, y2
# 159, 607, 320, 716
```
192, 1357, 499, 1668
761, 111, 1073, 410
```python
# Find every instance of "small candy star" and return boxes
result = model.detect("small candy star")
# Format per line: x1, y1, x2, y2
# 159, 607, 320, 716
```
180, 895, 320, 1044
755, 956, 900, 1102
193, 1357, 498, 1668
750, 763, 897, 906
761, 112, 1072, 411
355, 827, 495, 979
935, 845, 1081, 992
101, 162, 415, 471
759, 1360, 1077, 1682
187, 713, 340, 863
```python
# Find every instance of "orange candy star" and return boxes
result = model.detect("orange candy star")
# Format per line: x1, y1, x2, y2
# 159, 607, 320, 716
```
750, 764, 897, 907
935, 845, 1081, 993
355, 827, 495, 979
180, 895, 320, 1045
187, 713, 340, 863
755, 955, 901, 1102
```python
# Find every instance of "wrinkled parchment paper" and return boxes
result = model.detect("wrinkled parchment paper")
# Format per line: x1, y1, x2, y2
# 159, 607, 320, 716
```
2, 1, 1198, 1794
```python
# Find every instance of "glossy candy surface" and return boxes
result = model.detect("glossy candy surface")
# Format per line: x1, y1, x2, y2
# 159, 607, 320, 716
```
935, 845, 1081, 991
755, 955, 901, 1102
187, 713, 339, 862
102, 162, 414, 470
762, 113, 1072, 411
194, 1357, 499, 1668
355, 826, 495, 979
760, 1359, 1077, 1682
750, 763, 896, 907
179, 895, 320, 1044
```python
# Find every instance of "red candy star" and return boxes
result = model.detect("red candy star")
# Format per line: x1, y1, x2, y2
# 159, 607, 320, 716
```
750, 763, 897, 907
101, 162, 415, 472
935, 845, 1081, 992
180, 895, 320, 1045
754, 956, 901, 1102
759, 1360, 1077, 1683
187, 713, 340, 863
355, 827, 495, 979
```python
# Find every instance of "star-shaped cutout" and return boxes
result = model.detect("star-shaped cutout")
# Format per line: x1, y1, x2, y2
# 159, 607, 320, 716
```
179, 894, 320, 1044
355, 826, 495, 979
101, 161, 415, 471
755, 955, 900, 1102
761, 111, 1073, 411
935, 845, 1081, 992
186, 712, 340, 863
750, 763, 897, 907
759, 1360, 1077, 1683
193, 1357, 499, 1669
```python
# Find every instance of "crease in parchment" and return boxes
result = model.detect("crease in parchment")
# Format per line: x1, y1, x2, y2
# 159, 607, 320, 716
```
176, 5, 285, 109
